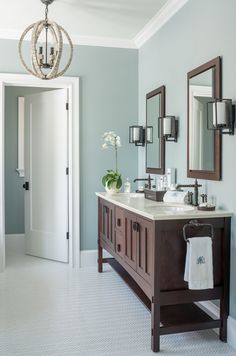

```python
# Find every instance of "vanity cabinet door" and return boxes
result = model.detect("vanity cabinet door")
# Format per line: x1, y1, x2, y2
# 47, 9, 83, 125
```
124, 211, 137, 271
136, 217, 153, 284
100, 200, 115, 251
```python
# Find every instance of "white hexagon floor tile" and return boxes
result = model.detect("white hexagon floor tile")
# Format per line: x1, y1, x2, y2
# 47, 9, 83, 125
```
0, 237, 235, 356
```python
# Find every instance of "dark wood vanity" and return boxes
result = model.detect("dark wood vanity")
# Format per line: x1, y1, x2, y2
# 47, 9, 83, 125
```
97, 194, 231, 352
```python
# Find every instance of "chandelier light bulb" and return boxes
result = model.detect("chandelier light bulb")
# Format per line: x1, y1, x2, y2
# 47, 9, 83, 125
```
19, 0, 73, 80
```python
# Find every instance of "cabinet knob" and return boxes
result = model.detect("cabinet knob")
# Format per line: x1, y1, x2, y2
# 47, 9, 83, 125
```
117, 218, 121, 227
117, 244, 121, 252
133, 222, 140, 232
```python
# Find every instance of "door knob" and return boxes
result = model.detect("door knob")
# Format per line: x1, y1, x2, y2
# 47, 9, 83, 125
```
23, 182, 29, 190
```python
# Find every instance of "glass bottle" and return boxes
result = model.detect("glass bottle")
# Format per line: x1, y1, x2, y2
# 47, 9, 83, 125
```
124, 177, 131, 193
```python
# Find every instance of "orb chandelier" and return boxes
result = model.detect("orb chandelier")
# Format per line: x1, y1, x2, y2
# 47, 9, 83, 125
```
19, 0, 73, 80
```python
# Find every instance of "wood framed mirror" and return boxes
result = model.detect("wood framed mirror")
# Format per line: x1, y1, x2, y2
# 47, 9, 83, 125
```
187, 57, 222, 180
146, 85, 165, 174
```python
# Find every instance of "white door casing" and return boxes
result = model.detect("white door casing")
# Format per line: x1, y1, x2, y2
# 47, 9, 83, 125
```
24, 89, 69, 263
0, 74, 80, 271
189, 85, 212, 170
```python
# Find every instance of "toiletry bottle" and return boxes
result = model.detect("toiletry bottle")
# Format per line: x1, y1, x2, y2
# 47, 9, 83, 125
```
159, 176, 164, 191
166, 168, 176, 189
163, 175, 168, 191
124, 177, 131, 193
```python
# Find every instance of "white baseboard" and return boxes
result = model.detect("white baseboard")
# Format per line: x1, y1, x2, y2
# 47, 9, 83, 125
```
228, 315, 236, 350
199, 300, 236, 350
5, 234, 25, 238
80, 249, 112, 268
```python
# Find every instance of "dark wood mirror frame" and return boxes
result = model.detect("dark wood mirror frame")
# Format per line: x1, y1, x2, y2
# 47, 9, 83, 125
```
146, 85, 165, 175
187, 57, 222, 181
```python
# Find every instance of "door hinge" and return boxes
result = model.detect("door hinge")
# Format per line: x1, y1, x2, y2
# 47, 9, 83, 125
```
66, 232, 69, 240
66, 102, 69, 110
66, 167, 69, 175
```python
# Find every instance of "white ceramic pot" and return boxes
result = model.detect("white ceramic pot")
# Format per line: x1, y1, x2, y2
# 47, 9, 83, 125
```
105, 181, 120, 194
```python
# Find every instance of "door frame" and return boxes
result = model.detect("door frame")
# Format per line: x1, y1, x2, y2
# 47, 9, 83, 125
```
0, 73, 80, 271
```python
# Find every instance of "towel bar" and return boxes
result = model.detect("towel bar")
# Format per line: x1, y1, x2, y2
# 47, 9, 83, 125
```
183, 219, 214, 242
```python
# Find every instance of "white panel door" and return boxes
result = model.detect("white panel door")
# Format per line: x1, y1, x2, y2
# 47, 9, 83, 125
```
24, 89, 69, 263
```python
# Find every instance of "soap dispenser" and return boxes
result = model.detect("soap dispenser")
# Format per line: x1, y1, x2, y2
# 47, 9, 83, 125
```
166, 168, 176, 189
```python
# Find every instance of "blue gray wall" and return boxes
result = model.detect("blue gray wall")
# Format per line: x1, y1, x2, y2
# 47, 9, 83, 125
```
138, 0, 236, 319
2, 40, 138, 250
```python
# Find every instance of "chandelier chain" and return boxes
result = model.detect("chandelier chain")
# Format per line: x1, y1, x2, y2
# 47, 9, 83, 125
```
45, 4, 49, 24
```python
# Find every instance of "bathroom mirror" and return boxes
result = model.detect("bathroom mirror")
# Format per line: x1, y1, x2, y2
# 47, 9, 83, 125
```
146, 86, 165, 174
187, 57, 222, 180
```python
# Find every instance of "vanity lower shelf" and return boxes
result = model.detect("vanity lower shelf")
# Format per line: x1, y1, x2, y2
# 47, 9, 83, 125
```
107, 258, 221, 336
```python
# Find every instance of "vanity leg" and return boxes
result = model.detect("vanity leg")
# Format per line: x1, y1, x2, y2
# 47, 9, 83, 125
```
151, 301, 160, 352
220, 217, 230, 342
220, 298, 228, 342
98, 240, 103, 273
220, 273, 229, 342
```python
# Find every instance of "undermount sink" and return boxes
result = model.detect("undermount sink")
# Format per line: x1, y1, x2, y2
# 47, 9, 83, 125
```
128, 193, 145, 198
145, 205, 195, 213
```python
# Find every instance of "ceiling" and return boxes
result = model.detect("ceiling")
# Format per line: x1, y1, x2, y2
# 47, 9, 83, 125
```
0, 0, 188, 48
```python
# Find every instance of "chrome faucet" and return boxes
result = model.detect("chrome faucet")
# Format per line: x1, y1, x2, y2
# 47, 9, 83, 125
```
176, 179, 202, 206
134, 174, 153, 190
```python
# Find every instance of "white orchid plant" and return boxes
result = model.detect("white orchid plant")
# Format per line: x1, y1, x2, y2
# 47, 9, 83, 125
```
101, 131, 122, 190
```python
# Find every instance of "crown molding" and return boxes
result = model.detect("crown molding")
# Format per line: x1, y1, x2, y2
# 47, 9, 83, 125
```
0, 29, 22, 41
0, 28, 136, 49
71, 34, 136, 49
134, 0, 189, 48
0, 0, 189, 50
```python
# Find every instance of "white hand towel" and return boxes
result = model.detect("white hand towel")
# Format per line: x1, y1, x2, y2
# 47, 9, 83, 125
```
184, 237, 213, 290
163, 190, 189, 204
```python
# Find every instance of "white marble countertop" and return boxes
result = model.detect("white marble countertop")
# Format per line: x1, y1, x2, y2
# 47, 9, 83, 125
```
96, 192, 233, 221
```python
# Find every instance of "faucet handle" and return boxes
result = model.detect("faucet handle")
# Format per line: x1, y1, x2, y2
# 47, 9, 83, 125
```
200, 194, 208, 203
188, 191, 193, 205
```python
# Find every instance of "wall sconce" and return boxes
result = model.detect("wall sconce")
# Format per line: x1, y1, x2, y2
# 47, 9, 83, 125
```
207, 99, 235, 135
129, 126, 153, 146
158, 116, 178, 142
129, 126, 145, 146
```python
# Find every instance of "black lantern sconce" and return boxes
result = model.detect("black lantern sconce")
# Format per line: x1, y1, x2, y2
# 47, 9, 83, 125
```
207, 99, 235, 135
129, 126, 145, 146
129, 126, 153, 146
158, 116, 178, 142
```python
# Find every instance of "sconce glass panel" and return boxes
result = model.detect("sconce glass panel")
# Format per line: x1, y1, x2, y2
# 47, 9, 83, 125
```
146, 126, 153, 144
207, 99, 235, 135
158, 116, 178, 142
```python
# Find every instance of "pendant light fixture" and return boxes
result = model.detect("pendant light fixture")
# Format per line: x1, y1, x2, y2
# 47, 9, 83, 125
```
19, 0, 73, 80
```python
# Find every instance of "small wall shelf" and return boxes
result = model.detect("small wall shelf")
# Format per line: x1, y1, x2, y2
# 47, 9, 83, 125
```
16, 97, 25, 177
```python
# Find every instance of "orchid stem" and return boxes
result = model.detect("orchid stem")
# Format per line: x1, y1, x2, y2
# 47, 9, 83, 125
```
115, 146, 118, 173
